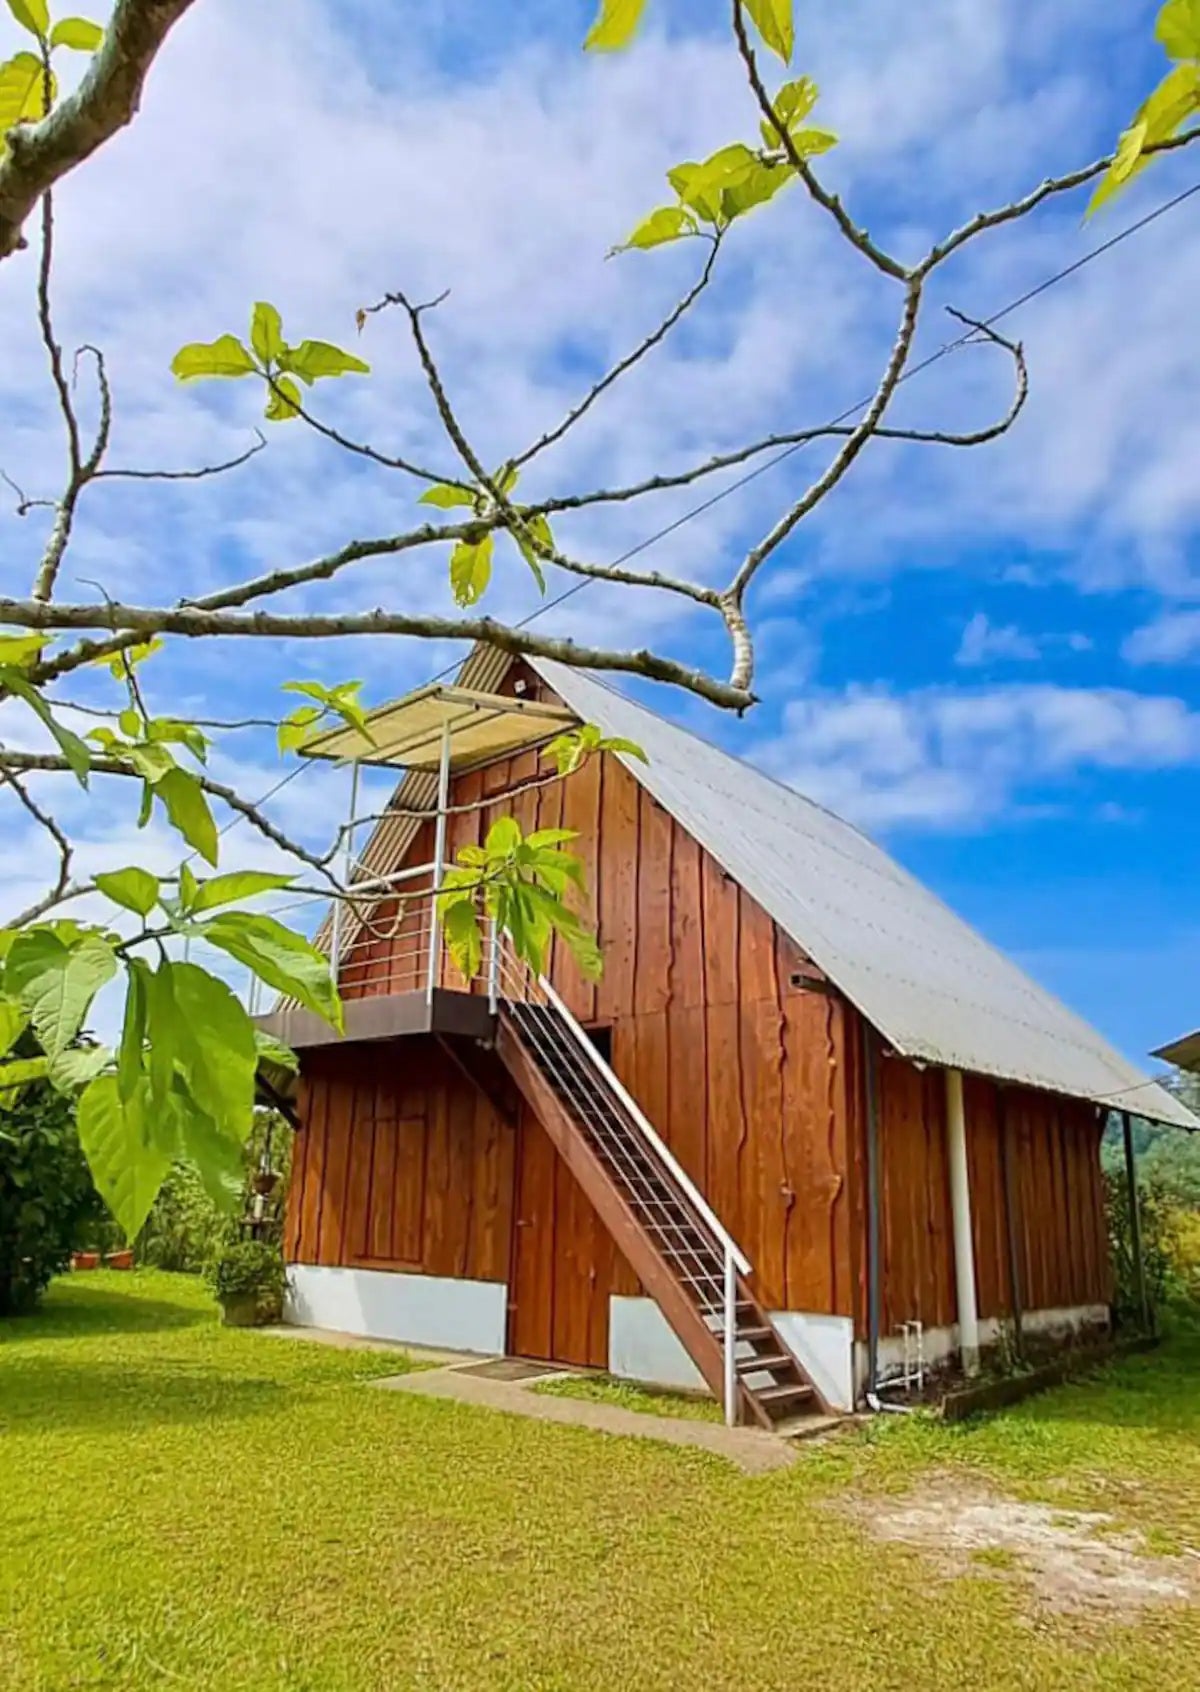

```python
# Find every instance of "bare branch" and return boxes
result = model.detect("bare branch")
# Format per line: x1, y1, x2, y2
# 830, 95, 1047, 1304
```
724, 278, 924, 689
731, 1, 908, 282
45, 695, 280, 732
280, 390, 455, 487
0, 749, 344, 890
916, 125, 1200, 276
1, 596, 754, 710
94, 429, 269, 483
510, 235, 723, 471
0, 762, 73, 925
0, 468, 53, 516
0, 0, 199, 263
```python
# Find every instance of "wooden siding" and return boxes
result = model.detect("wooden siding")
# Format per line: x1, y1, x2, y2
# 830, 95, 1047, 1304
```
874, 1054, 1111, 1332
287, 1039, 515, 1284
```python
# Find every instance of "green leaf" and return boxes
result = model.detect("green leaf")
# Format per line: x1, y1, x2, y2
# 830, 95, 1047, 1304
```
485, 815, 522, 857
264, 375, 302, 422
126, 740, 176, 785
47, 1043, 110, 1092
720, 158, 796, 220
0, 668, 90, 785
106, 637, 162, 678
449, 533, 494, 607
744, 0, 793, 63
189, 869, 294, 913
669, 144, 757, 223
163, 962, 257, 1130
0, 1055, 49, 1104
418, 481, 475, 509
177, 1096, 245, 1210
155, 767, 218, 865
178, 862, 199, 914
250, 300, 284, 364
171, 335, 257, 381
6, 930, 117, 1059
145, 716, 209, 762
201, 911, 343, 1031
614, 204, 695, 253
584, 0, 647, 51
442, 896, 483, 982
279, 339, 370, 382
76, 1074, 175, 1238
1089, 62, 1200, 214
759, 75, 819, 146
0, 50, 42, 135
254, 1027, 299, 1072
117, 963, 147, 1103
787, 127, 838, 158
49, 15, 103, 50
494, 463, 520, 497
0, 630, 48, 669
525, 828, 580, 850
93, 866, 159, 918
0, 995, 26, 1058
277, 704, 322, 754
5, 0, 48, 38
1158, 0, 1200, 60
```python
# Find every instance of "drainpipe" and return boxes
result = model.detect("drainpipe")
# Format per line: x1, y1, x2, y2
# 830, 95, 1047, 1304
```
945, 1068, 981, 1376
863, 1029, 916, 1415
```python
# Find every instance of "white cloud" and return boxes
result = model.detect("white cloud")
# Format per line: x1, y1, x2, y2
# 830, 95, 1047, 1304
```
956, 612, 1040, 666
1123, 609, 1200, 665
757, 683, 1200, 829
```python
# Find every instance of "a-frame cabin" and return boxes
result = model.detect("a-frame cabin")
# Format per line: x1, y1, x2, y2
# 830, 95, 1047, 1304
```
263, 646, 1196, 1421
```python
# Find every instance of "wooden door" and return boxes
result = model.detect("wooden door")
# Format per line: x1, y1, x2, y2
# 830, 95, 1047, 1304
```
507, 1105, 612, 1368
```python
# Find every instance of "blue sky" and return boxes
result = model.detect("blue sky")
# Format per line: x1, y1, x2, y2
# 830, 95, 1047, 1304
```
0, 0, 1197, 1070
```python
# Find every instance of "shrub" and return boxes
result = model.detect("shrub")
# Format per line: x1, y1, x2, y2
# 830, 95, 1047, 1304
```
205, 1238, 287, 1323
135, 1109, 293, 1274
1105, 1168, 1183, 1326
0, 1072, 103, 1315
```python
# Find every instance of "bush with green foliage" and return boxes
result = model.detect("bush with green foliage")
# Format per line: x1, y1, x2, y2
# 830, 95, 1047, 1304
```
135, 1110, 292, 1274
205, 1238, 287, 1322
1105, 1168, 1188, 1326
0, 1052, 103, 1314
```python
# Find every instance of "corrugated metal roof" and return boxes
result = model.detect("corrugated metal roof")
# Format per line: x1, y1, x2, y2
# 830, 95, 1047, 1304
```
530, 657, 1197, 1132
1152, 1029, 1200, 1075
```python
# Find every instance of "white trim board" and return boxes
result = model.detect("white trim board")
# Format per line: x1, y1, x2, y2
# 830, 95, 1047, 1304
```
285, 1265, 507, 1355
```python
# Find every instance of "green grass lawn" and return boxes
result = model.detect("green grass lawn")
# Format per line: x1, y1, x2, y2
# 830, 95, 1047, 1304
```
531, 1371, 723, 1422
1, 1272, 1198, 1691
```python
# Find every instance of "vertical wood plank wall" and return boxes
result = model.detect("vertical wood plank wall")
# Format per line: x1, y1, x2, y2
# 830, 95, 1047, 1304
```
873, 1056, 1112, 1332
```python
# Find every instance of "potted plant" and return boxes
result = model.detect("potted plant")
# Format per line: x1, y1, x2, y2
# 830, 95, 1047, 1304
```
104, 1248, 134, 1270
70, 1250, 100, 1271
206, 1239, 287, 1328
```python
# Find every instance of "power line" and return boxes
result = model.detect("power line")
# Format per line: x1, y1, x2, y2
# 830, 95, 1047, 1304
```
215, 175, 1200, 840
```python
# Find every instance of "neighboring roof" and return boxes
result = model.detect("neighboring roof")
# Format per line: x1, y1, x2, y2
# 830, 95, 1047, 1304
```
525, 656, 1196, 1132
1152, 1030, 1200, 1075
300, 683, 575, 771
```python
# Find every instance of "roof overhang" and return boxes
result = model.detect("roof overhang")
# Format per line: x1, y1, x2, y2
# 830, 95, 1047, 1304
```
1151, 1029, 1200, 1075
299, 682, 578, 770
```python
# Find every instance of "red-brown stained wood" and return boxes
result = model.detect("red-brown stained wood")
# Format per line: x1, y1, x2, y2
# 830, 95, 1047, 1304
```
555, 750, 601, 1024
634, 791, 672, 1017
595, 752, 639, 1024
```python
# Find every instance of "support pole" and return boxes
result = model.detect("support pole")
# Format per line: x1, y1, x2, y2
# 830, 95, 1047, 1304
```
945, 1068, 981, 1375
331, 759, 360, 986
864, 1024, 882, 1402
425, 722, 452, 1003
723, 1246, 738, 1428
1121, 1110, 1151, 1333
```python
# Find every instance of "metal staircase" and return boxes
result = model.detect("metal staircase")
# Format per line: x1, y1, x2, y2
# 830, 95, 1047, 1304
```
493, 942, 826, 1430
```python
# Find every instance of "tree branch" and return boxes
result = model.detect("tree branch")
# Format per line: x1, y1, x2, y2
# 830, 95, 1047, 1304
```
0, 762, 73, 925
731, 1, 908, 282
0, 596, 754, 709
510, 234, 723, 471
94, 429, 268, 483
0, 0, 199, 263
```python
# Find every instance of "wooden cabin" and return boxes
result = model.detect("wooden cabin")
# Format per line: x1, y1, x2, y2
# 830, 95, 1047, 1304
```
264, 646, 1197, 1421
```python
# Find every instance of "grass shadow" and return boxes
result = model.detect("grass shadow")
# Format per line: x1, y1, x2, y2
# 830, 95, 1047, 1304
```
0, 1356, 289, 1433
0, 1285, 211, 1344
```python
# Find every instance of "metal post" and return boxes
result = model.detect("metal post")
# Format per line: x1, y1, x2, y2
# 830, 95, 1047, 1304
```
723, 1246, 738, 1428
331, 758, 360, 985
997, 1086, 1025, 1359
1122, 1110, 1151, 1332
487, 916, 500, 1012
945, 1067, 981, 1375
864, 1025, 881, 1403
425, 721, 452, 1003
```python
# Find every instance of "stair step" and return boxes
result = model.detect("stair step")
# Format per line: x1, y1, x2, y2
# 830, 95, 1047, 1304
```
752, 1381, 814, 1412
736, 1352, 793, 1375
734, 1324, 773, 1343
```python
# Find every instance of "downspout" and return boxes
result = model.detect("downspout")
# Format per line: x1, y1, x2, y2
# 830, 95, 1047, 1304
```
946, 1067, 981, 1376
863, 1025, 913, 1414
996, 1085, 1025, 1360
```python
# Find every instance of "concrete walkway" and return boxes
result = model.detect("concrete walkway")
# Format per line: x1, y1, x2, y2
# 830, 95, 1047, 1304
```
372, 1361, 838, 1475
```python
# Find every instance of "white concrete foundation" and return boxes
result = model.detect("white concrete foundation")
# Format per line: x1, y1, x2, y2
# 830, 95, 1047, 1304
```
284, 1265, 507, 1355
857, 1303, 1112, 1394
608, 1296, 858, 1412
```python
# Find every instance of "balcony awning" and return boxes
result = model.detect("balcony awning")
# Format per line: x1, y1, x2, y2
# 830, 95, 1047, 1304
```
299, 683, 578, 771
